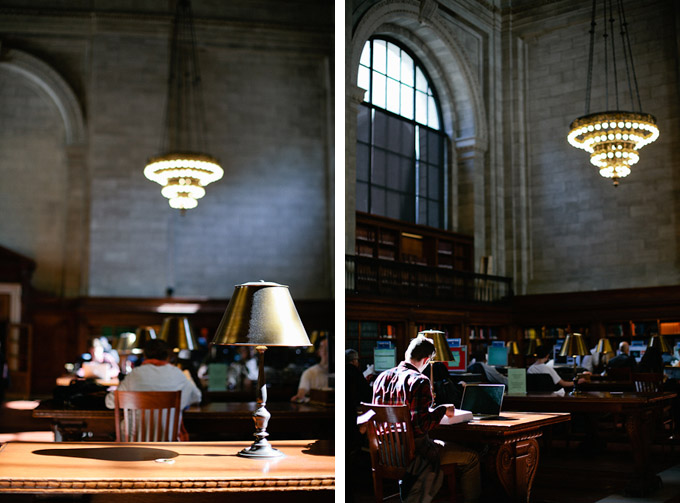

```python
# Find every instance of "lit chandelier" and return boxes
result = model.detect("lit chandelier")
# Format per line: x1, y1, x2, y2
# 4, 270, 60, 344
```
567, 0, 659, 186
144, 0, 223, 210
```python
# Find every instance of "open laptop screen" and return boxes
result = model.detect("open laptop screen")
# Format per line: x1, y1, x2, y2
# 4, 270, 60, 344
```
460, 384, 505, 416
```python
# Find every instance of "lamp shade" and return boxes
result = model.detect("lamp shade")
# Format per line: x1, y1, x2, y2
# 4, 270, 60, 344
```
116, 326, 157, 354
506, 341, 520, 355
524, 338, 543, 357
417, 330, 453, 361
212, 281, 311, 347
648, 334, 672, 354
159, 316, 197, 351
559, 333, 589, 358
595, 338, 614, 355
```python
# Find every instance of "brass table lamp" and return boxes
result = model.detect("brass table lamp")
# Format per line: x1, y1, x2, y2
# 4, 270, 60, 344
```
648, 334, 672, 354
559, 333, 589, 395
417, 330, 453, 399
212, 281, 311, 458
159, 316, 198, 358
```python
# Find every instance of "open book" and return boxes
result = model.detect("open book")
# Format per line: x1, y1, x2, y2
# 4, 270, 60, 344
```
439, 408, 473, 425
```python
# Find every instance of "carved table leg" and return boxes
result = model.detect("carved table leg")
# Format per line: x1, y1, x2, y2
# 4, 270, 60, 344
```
624, 410, 662, 496
486, 435, 540, 503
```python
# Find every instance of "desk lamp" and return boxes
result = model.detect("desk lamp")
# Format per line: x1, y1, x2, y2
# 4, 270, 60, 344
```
418, 330, 453, 399
648, 334, 672, 354
559, 333, 589, 395
159, 316, 198, 359
211, 281, 311, 458
116, 327, 157, 373
524, 338, 542, 357
595, 338, 614, 369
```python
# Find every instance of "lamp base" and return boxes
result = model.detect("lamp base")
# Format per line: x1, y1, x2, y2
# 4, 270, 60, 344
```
238, 439, 285, 458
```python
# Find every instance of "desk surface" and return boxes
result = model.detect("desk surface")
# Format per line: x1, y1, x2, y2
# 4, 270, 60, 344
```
0, 440, 334, 493
503, 391, 676, 412
435, 411, 570, 441
34, 400, 331, 419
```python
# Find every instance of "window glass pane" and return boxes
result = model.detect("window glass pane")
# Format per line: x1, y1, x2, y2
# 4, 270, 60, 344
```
360, 42, 371, 67
385, 192, 401, 221
418, 163, 428, 196
372, 71, 386, 109
371, 187, 385, 215
415, 90, 427, 125
398, 157, 414, 193
415, 67, 427, 92
373, 149, 387, 186
428, 165, 440, 197
356, 181, 368, 212
386, 78, 400, 114
373, 40, 387, 74
386, 42, 400, 80
428, 201, 440, 228
401, 53, 414, 86
357, 105, 370, 143
358, 66, 370, 98
373, 110, 388, 148
356, 144, 370, 182
428, 96, 439, 129
418, 200, 427, 225
428, 132, 441, 164
400, 83, 414, 120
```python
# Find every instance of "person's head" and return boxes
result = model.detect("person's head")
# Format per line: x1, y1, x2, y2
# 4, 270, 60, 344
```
405, 334, 436, 372
143, 338, 171, 361
88, 337, 105, 362
431, 361, 450, 382
535, 344, 552, 362
316, 336, 329, 365
619, 341, 630, 355
471, 349, 487, 364
345, 348, 359, 367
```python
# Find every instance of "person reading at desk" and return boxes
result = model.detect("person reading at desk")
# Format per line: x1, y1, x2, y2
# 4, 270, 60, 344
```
291, 336, 329, 402
528, 344, 587, 394
105, 339, 202, 412
371, 334, 481, 503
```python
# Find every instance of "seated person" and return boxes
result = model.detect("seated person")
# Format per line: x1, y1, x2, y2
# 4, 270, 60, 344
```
78, 337, 120, 380
528, 344, 585, 394
290, 336, 329, 402
606, 341, 637, 372
105, 339, 202, 412
431, 361, 464, 407
467, 350, 508, 385
226, 346, 258, 391
637, 344, 664, 374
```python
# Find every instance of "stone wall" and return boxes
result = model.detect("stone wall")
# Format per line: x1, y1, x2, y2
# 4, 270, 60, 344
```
0, 0, 334, 300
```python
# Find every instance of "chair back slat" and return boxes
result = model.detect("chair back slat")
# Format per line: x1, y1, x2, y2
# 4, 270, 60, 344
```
114, 390, 182, 442
633, 373, 664, 393
360, 403, 415, 478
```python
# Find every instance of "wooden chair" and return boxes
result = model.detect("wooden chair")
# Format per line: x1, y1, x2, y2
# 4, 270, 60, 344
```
360, 403, 457, 503
113, 390, 182, 442
633, 372, 664, 392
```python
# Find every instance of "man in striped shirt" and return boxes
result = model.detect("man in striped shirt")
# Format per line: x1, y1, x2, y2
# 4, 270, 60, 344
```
373, 334, 480, 503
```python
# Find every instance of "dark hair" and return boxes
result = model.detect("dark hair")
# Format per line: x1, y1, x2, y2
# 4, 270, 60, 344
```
431, 361, 450, 382
405, 335, 436, 362
345, 348, 359, 364
143, 338, 171, 361
535, 344, 552, 360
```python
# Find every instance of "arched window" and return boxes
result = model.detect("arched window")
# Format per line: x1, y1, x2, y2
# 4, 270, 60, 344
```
356, 38, 447, 228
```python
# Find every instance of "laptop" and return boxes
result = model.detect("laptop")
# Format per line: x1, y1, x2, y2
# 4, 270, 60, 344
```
460, 383, 506, 420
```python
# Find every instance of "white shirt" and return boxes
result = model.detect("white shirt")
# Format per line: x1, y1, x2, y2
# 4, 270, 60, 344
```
105, 363, 202, 410
527, 362, 566, 396
298, 363, 329, 392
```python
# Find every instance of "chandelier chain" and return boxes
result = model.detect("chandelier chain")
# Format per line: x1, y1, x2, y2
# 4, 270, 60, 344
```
585, 0, 597, 114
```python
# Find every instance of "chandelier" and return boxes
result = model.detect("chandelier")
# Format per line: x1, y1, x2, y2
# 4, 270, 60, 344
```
144, 0, 223, 210
567, 0, 659, 186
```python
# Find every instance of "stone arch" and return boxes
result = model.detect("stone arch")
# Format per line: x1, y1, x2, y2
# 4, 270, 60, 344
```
0, 48, 85, 145
350, 0, 488, 149
0, 47, 88, 297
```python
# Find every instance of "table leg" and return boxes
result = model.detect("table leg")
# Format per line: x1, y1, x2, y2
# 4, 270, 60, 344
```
487, 435, 540, 503
623, 410, 662, 496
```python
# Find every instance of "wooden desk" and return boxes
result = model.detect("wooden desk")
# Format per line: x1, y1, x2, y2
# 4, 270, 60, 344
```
0, 440, 333, 500
435, 411, 570, 503
33, 400, 334, 442
503, 391, 676, 496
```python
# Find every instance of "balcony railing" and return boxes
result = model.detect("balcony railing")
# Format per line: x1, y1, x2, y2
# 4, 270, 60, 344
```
346, 255, 513, 303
